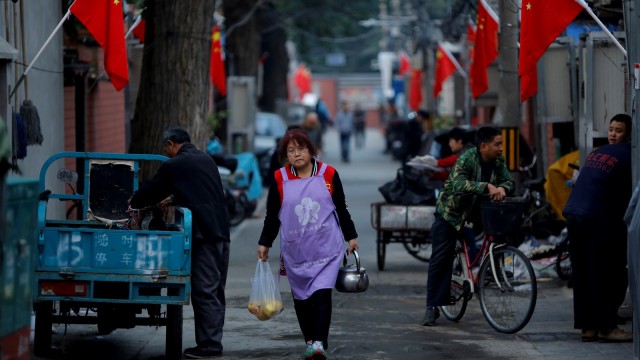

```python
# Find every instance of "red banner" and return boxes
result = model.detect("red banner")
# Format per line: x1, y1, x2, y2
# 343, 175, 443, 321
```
408, 69, 423, 111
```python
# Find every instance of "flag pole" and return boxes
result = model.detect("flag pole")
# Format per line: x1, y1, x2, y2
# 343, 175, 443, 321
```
125, 15, 142, 39
575, 0, 626, 57
9, 6, 74, 99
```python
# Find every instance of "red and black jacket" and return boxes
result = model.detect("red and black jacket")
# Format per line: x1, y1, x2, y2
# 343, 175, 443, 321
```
258, 160, 358, 247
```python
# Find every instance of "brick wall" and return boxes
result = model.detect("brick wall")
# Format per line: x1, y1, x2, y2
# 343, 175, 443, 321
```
64, 46, 126, 154
63, 46, 127, 175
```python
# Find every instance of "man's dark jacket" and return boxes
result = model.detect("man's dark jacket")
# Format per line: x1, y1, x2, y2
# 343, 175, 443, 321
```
130, 143, 230, 242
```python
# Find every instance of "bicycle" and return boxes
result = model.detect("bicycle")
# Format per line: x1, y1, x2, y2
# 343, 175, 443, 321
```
553, 228, 572, 280
440, 200, 538, 334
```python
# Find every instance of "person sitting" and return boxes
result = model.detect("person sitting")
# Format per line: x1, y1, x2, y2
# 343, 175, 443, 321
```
414, 127, 474, 181
404, 110, 430, 162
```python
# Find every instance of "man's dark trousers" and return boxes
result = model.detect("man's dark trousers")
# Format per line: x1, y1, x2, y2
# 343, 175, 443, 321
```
191, 237, 230, 352
426, 212, 458, 307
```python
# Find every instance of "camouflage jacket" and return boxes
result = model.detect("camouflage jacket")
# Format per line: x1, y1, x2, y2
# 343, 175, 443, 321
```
436, 147, 515, 231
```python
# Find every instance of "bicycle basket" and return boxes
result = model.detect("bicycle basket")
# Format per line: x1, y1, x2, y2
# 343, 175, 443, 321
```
480, 200, 525, 236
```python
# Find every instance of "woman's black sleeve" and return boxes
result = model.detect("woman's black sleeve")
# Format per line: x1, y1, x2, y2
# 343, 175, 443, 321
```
258, 182, 282, 247
331, 170, 358, 240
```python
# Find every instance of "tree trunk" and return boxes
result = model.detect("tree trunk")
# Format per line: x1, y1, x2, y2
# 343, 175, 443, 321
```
129, 0, 213, 179
223, 0, 261, 78
258, 3, 289, 112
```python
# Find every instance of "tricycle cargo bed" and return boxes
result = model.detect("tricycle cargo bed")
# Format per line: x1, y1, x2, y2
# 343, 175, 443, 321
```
370, 202, 435, 271
371, 201, 436, 230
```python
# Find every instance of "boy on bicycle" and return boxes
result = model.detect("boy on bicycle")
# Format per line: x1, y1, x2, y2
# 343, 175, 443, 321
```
422, 126, 515, 326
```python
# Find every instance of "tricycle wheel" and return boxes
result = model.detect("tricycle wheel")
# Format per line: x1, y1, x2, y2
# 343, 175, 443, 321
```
97, 305, 116, 335
165, 304, 183, 359
33, 300, 53, 357
377, 232, 386, 271
403, 241, 432, 262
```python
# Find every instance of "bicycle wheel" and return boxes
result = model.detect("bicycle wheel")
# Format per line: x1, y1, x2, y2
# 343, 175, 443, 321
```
478, 245, 537, 334
440, 247, 469, 321
555, 230, 572, 281
403, 240, 432, 262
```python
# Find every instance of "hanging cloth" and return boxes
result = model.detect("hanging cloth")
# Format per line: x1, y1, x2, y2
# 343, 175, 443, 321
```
12, 111, 27, 159
20, 100, 43, 145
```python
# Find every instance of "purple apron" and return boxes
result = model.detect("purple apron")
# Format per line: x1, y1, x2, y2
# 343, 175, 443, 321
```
279, 163, 344, 300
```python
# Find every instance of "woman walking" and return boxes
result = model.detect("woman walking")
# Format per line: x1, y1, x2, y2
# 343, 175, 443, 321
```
257, 129, 359, 360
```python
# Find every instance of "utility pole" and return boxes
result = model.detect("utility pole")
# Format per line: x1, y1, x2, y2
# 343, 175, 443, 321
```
379, 0, 389, 51
623, 1, 640, 185
622, 2, 639, 354
496, 0, 520, 127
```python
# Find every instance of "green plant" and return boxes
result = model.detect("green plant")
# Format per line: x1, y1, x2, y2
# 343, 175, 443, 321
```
208, 110, 227, 136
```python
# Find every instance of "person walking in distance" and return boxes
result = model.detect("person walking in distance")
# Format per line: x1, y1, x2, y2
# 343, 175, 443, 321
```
353, 103, 366, 149
335, 101, 354, 163
129, 128, 230, 359
257, 129, 359, 360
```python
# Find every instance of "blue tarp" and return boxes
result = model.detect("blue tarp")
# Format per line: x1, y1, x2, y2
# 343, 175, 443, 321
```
565, 21, 621, 43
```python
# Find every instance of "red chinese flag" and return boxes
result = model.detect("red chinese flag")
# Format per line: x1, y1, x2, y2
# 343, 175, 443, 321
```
467, 20, 476, 43
467, 20, 476, 61
433, 44, 458, 98
470, 0, 499, 99
210, 25, 226, 96
70, 0, 129, 91
293, 64, 312, 100
519, 0, 583, 102
132, 19, 145, 43
399, 51, 411, 76
408, 69, 423, 111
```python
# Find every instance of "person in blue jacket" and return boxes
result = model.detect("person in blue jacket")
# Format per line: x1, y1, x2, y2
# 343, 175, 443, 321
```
563, 113, 633, 342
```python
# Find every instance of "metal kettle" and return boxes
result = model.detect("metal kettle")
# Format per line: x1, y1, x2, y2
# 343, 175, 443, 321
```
335, 250, 369, 293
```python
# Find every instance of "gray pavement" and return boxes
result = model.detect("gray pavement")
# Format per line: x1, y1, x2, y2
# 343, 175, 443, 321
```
31, 128, 636, 359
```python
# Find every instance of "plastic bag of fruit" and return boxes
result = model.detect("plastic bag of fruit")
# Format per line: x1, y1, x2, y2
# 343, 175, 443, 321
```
247, 260, 284, 320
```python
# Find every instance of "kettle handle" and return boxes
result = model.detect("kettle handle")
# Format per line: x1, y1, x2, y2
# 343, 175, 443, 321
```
342, 250, 361, 271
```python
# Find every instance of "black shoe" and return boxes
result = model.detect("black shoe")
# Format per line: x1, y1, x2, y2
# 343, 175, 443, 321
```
421, 306, 440, 326
183, 347, 222, 359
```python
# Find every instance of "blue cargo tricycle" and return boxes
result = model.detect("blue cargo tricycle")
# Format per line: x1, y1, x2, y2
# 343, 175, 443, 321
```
32, 152, 192, 359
